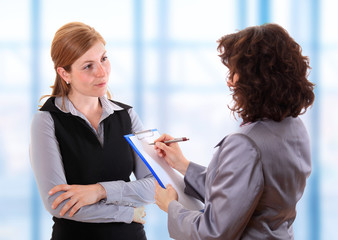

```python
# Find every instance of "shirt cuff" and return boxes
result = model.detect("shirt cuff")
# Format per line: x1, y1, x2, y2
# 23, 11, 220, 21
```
185, 162, 204, 178
117, 205, 134, 223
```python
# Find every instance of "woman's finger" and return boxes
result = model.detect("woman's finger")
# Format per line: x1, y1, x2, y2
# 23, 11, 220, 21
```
68, 202, 82, 217
49, 184, 70, 195
59, 197, 77, 216
51, 191, 73, 209
154, 134, 174, 148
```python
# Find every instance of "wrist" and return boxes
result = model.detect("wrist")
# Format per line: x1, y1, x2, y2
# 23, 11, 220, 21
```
166, 199, 176, 213
96, 183, 107, 200
179, 159, 190, 176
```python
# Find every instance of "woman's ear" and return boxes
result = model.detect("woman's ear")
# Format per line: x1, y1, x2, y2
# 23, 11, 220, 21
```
57, 67, 70, 84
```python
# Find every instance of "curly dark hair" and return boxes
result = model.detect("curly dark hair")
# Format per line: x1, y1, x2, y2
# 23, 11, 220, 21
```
217, 23, 315, 123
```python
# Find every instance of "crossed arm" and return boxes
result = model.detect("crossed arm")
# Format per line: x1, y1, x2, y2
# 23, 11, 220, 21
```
30, 111, 154, 223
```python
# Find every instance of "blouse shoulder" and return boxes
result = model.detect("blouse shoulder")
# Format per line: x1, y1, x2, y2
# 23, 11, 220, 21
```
219, 133, 262, 164
222, 133, 259, 149
31, 111, 54, 132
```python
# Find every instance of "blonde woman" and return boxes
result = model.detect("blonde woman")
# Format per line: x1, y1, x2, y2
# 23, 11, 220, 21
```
30, 22, 154, 240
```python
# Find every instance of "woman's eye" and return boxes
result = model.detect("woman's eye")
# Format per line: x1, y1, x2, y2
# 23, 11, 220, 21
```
84, 64, 92, 69
102, 56, 108, 62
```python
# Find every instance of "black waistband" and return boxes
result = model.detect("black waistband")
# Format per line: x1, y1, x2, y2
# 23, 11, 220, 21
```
51, 217, 146, 240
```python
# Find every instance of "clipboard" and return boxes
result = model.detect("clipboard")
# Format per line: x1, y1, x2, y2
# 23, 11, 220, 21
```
124, 129, 204, 210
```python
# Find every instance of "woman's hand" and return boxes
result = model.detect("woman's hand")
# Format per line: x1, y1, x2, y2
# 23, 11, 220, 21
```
154, 133, 190, 175
49, 183, 107, 217
133, 206, 146, 224
154, 181, 178, 213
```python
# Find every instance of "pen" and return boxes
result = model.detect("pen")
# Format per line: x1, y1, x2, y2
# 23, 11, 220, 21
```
149, 137, 189, 145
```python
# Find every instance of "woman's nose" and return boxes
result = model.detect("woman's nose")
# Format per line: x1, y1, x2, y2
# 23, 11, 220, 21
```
95, 63, 106, 77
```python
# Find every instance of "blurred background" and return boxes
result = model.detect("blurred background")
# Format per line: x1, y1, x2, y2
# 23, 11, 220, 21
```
0, 0, 337, 239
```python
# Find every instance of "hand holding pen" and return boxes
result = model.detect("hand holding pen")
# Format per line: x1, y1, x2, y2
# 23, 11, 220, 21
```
149, 137, 189, 145
153, 133, 190, 176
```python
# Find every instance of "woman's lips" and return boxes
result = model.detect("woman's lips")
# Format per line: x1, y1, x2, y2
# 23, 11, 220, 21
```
95, 82, 107, 87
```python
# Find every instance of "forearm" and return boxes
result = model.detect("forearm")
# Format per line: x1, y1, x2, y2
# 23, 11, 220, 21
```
100, 176, 155, 207
31, 152, 135, 223
48, 192, 134, 223
31, 156, 135, 223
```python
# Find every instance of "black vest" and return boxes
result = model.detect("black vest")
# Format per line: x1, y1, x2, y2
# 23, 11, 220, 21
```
40, 97, 146, 240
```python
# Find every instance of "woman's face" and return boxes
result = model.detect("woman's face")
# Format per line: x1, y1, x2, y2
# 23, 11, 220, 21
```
60, 41, 111, 99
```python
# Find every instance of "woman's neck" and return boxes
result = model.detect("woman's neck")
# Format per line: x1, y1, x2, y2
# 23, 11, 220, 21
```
67, 94, 103, 131
68, 94, 101, 115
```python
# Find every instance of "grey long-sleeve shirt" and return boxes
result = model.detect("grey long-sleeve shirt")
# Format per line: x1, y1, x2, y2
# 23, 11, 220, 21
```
167, 117, 311, 240
30, 96, 155, 223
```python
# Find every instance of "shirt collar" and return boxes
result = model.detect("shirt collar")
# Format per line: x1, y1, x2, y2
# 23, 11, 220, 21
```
99, 96, 124, 120
55, 95, 124, 119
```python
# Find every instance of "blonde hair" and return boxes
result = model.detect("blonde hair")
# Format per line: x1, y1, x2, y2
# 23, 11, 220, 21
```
40, 22, 111, 106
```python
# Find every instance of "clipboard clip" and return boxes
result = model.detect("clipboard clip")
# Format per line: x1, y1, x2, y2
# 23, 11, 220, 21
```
134, 129, 155, 140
